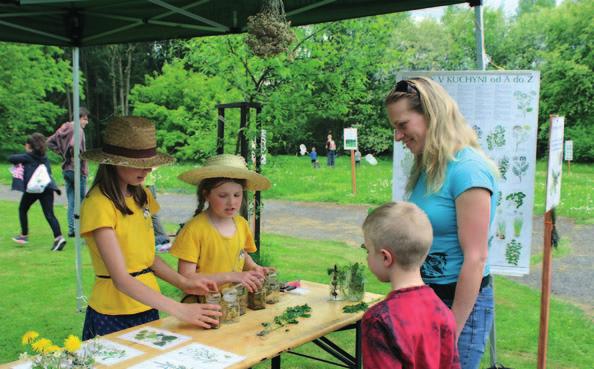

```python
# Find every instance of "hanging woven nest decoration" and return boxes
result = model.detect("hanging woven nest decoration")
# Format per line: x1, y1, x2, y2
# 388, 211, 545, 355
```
246, 0, 295, 58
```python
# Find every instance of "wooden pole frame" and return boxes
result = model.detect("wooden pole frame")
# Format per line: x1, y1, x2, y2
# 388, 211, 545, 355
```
537, 210, 554, 369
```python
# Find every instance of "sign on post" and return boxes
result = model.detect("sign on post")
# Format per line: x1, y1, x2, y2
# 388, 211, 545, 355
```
564, 140, 573, 161
545, 117, 565, 212
392, 71, 540, 276
343, 128, 358, 150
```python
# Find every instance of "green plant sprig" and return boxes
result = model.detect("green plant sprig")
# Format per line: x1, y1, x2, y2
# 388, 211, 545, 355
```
342, 302, 369, 313
257, 304, 312, 336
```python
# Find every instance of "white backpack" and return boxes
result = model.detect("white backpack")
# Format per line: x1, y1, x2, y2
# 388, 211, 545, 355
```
26, 164, 51, 193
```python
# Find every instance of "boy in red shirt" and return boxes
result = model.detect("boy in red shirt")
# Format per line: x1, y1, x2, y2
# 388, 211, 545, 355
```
361, 202, 460, 369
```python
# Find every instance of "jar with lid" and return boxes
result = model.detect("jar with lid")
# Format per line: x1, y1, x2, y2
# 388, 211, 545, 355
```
265, 272, 280, 304
221, 288, 240, 324
205, 291, 221, 329
236, 284, 248, 315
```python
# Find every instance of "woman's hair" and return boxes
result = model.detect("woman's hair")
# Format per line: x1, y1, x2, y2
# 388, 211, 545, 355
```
193, 177, 247, 217
26, 133, 47, 156
385, 77, 498, 193
89, 164, 147, 215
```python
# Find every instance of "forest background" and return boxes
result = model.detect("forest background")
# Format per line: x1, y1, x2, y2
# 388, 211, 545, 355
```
0, 0, 592, 162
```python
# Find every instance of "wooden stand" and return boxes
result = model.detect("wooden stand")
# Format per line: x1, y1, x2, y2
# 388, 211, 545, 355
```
537, 210, 554, 369
350, 150, 356, 195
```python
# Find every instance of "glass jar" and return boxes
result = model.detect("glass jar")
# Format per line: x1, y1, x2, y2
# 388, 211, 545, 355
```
265, 272, 280, 304
248, 287, 267, 310
236, 285, 248, 315
205, 292, 221, 329
221, 288, 240, 324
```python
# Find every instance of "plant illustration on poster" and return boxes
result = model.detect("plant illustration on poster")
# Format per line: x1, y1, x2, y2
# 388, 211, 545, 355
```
392, 71, 540, 276
545, 116, 565, 212
128, 343, 245, 369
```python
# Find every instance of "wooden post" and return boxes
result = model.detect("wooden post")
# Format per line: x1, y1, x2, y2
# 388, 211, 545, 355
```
567, 160, 571, 175
351, 150, 356, 195
537, 210, 554, 369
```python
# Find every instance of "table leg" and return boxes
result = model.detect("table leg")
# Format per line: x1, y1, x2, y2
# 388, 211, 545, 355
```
271, 355, 281, 369
355, 320, 362, 369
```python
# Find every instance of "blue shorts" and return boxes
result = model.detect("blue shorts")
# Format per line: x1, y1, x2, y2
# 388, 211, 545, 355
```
82, 306, 159, 340
441, 286, 494, 369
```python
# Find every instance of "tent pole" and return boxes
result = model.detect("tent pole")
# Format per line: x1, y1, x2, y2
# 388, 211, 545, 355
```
72, 46, 85, 312
474, 5, 486, 70
474, 4, 497, 367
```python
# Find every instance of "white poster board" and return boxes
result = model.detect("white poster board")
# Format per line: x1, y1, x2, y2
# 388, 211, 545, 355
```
545, 117, 565, 211
564, 139, 573, 161
392, 71, 540, 276
343, 128, 358, 150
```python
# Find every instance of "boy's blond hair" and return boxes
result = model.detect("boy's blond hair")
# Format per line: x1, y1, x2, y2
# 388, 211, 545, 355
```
362, 202, 433, 270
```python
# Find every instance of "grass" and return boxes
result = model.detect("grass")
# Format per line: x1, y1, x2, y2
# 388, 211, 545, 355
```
1, 155, 591, 222
0, 200, 592, 368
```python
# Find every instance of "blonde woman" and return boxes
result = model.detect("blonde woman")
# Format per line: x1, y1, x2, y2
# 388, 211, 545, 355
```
385, 77, 498, 369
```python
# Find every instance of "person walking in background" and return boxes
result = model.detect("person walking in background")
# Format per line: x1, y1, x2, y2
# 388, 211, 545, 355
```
47, 107, 90, 237
145, 168, 171, 252
309, 146, 320, 168
325, 134, 336, 167
8, 133, 66, 251
355, 149, 361, 166
385, 77, 498, 369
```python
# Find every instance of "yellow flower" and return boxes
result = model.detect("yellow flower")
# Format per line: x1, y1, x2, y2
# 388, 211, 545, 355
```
21, 331, 39, 345
31, 338, 52, 353
64, 335, 81, 353
45, 345, 61, 353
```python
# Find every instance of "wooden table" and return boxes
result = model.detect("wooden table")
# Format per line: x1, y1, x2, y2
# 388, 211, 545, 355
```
2, 281, 382, 369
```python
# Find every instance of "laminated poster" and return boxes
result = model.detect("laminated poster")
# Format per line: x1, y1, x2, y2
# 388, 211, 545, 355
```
392, 71, 540, 276
119, 327, 191, 350
128, 343, 245, 369
83, 338, 144, 365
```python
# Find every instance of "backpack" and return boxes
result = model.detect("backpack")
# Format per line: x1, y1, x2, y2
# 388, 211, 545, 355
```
26, 163, 51, 193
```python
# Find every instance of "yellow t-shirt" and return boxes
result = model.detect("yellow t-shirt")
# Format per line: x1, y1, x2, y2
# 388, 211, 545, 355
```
80, 186, 160, 315
170, 212, 257, 274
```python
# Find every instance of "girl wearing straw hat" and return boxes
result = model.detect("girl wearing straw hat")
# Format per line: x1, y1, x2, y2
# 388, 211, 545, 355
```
170, 154, 273, 293
80, 116, 221, 340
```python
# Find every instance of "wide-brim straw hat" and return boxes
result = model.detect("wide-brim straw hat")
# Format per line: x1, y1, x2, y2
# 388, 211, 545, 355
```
178, 154, 271, 191
82, 116, 174, 169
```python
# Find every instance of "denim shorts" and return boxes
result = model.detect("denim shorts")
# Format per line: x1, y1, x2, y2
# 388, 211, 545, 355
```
442, 286, 494, 369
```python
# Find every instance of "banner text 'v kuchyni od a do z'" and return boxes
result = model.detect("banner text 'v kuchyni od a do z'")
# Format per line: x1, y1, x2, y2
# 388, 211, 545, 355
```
392, 71, 540, 276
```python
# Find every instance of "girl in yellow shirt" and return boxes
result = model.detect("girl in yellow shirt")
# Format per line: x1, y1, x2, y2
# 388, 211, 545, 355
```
170, 154, 273, 292
80, 116, 220, 340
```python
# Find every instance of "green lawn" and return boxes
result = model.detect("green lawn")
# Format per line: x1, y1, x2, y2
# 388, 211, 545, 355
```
1, 155, 592, 222
0, 201, 592, 368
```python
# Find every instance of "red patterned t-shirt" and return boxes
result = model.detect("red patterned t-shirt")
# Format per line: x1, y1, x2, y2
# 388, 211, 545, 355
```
362, 285, 460, 369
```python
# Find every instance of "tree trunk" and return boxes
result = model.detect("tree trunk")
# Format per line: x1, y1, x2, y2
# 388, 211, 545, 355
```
124, 44, 135, 115
118, 52, 125, 116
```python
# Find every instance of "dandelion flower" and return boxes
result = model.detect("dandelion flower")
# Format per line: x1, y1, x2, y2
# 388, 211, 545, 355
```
31, 338, 52, 353
64, 335, 82, 353
45, 345, 61, 353
21, 331, 39, 345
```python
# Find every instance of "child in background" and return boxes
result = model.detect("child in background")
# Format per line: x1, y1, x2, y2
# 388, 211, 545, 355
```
144, 168, 171, 252
361, 202, 460, 369
309, 147, 320, 168
354, 149, 361, 166
8, 133, 66, 251
80, 116, 220, 340
170, 154, 273, 293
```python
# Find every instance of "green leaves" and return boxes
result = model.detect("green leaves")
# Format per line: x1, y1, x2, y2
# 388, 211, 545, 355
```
256, 304, 312, 336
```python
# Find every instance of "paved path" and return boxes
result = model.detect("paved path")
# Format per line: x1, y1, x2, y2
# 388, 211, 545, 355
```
1, 185, 591, 316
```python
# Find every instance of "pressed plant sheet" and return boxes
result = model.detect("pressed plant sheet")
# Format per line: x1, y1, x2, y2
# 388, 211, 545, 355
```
127, 343, 245, 369
82, 338, 144, 365
393, 71, 540, 276
119, 327, 191, 350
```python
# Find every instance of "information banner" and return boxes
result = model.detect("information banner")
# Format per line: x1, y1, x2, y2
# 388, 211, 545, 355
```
392, 71, 540, 276
545, 117, 565, 212
343, 128, 358, 150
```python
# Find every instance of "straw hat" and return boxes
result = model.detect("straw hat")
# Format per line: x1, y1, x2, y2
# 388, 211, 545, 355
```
82, 116, 174, 168
178, 154, 271, 191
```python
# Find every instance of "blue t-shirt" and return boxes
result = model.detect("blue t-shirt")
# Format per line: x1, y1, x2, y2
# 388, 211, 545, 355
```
310, 151, 318, 160
409, 147, 498, 285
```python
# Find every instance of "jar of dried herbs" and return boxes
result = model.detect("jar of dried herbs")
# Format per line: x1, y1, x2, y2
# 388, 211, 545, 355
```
205, 291, 221, 329
236, 284, 248, 315
265, 272, 280, 304
248, 287, 267, 310
221, 288, 240, 324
